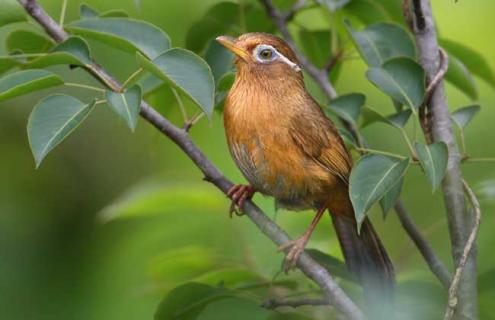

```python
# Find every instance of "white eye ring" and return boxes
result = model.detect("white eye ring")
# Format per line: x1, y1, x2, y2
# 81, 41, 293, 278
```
253, 44, 301, 72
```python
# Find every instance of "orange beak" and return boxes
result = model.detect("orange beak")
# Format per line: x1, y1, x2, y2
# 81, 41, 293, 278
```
215, 35, 249, 61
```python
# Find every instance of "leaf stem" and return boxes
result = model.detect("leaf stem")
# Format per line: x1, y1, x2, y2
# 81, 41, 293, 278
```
400, 128, 417, 159
459, 129, 466, 155
184, 112, 205, 132
65, 82, 106, 93
121, 68, 144, 90
0, 53, 47, 59
95, 99, 107, 105
463, 157, 495, 163
172, 88, 188, 122
59, 0, 68, 26
355, 147, 408, 160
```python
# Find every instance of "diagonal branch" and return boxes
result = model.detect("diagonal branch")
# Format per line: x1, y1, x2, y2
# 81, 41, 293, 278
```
260, 0, 450, 289
17, 0, 365, 319
262, 297, 329, 309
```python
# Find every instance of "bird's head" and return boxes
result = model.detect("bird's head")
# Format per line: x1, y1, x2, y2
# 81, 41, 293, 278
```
216, 33, 302, 75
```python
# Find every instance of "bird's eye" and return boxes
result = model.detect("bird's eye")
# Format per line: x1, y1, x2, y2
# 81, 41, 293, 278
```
259, 48, 274, 60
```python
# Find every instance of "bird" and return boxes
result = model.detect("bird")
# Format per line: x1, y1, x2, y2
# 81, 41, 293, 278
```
216, 32, 395, 292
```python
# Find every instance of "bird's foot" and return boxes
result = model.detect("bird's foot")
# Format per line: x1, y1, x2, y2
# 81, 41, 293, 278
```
278, 235, 310, 273
227, 184, 256, 217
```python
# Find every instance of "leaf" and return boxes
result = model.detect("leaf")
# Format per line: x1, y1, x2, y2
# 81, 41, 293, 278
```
440, 38, 495, 88
154, 282, 239, 320
306, 249, 356, 282
67, 18, 171, 59
299, 29, 332, 68
325, 93, 365, 124
379, 177, 403, 217
316, 0, 351, 12
414, 142, 448, 191
444, 55, 478, 100
0, 0, 27, 27
204, 40, 234, 84
0, 69, 63, 102
387, 109, 412, 128
346, 22, 415, 67
360, 106, 388, 128
343, 0, 397, 24
6, 30, 54, 54
106, 85, 141, 131
0, 57, 21, 75
27, 94, 95, 168
26, 36, 92, 69
80, 3, 99, 18
366, 57, 425, 112
137, 49, 215, 117
451, 105, 480, 130
98, 182, 225, 222
350, 154, 410, 228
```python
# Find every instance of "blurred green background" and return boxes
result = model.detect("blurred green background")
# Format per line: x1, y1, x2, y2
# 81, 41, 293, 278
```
1, 0, 494, 319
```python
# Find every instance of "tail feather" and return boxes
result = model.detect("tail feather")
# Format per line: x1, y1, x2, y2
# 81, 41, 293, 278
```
332, 213, 395, 319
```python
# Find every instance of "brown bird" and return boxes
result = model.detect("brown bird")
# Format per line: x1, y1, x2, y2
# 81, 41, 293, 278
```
216, 33, 394, 291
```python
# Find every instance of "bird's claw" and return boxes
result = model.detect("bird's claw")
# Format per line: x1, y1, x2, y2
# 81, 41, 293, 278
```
278, 237, 308, 273
227, 184, 256, 218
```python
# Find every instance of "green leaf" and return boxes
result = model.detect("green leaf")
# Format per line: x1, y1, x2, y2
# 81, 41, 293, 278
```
440, 38, 495, 88
80, 3, 99, 18
325, 93, 365, 124
444, 55, 478, 100
350, 154, 410, 228
101, 9, 129, 18
26, 36, 92, 69
451, 105, 480, 130
137, 49, 215, 117
346, 22, 415, 67
366, 57, 425, 112
154, 282, 239, 320
6, 30, 54, 54
299, 29, 332, 68
106, 85, 141, 131
360, 106, 388, 128
0, 69, 63, 101
387, 109, 412, 128
204, 40, 234, 84
99, 182, 225, 222
379, 177, 403, 217
27, 94, 95, 168
343, 0, 396, 24
215, 72, 235, 111
0, 57, 21, 75
0, 0, 27, 27
316, 0, 351, 12
306, 249, 356, 282
67, 18, 171, 59
414, 142, 448, 191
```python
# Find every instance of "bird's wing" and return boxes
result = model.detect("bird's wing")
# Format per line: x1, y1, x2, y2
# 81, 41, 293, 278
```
289, 100, 352, 185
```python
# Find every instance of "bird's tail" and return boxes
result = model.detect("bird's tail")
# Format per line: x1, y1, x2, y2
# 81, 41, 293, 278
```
331, 212, 395, 318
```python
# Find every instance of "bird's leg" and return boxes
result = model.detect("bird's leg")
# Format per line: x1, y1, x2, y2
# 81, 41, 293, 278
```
278, 206, 327, 272
227, 184, 256, 217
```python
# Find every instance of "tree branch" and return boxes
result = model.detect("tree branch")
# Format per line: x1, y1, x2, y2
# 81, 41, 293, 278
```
408, 0, 478, 318
17, 1, 365, 319
260, 0, 449, 289
262, 297, 329, 309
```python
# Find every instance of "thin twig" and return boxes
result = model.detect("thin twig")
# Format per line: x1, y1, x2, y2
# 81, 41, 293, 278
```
425, 48, 449, 100
443, 180, 481, 320
262, 297, 329, 309
121, 68, 144, 90
355, 147, 407, 160
18, 1, 365, 319
183, 112, 205, 132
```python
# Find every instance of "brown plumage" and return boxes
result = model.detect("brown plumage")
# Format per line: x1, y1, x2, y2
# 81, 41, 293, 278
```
217, 33, 394, 295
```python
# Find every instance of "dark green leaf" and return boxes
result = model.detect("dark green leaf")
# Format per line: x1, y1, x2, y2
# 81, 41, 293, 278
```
440, 38, 495, 88
366, 57, 425, 112
67, 18, 171, 59
0, 0, 27, 27
0, 57, 21, 75
137, 49, 215, 117
325, 93, 365, 124
154, 282, 238, 320
204, 40, 234, 84
6, 30, 54, 54
451, 105, 480, 130
316, 0, 350, 12
27, 36, 92, 69
350, 154, 410, 228
346, 22, 415, 67
444, 55, 478, 100
306, 249, 356, 282
299, 29, 332, 68
80, 3, 99, 18
414, 142, 448, 191
343, 0, 394, 24
387, 109, 412, 128
379, 177, 403, 217
215, 73, 235, 111
27, 94, 95, 168
100, 9, 129, 18
106, 85, 141, 132
338, 128, 357, 148
0, 69, 63, 101
360, 106, 388, 128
